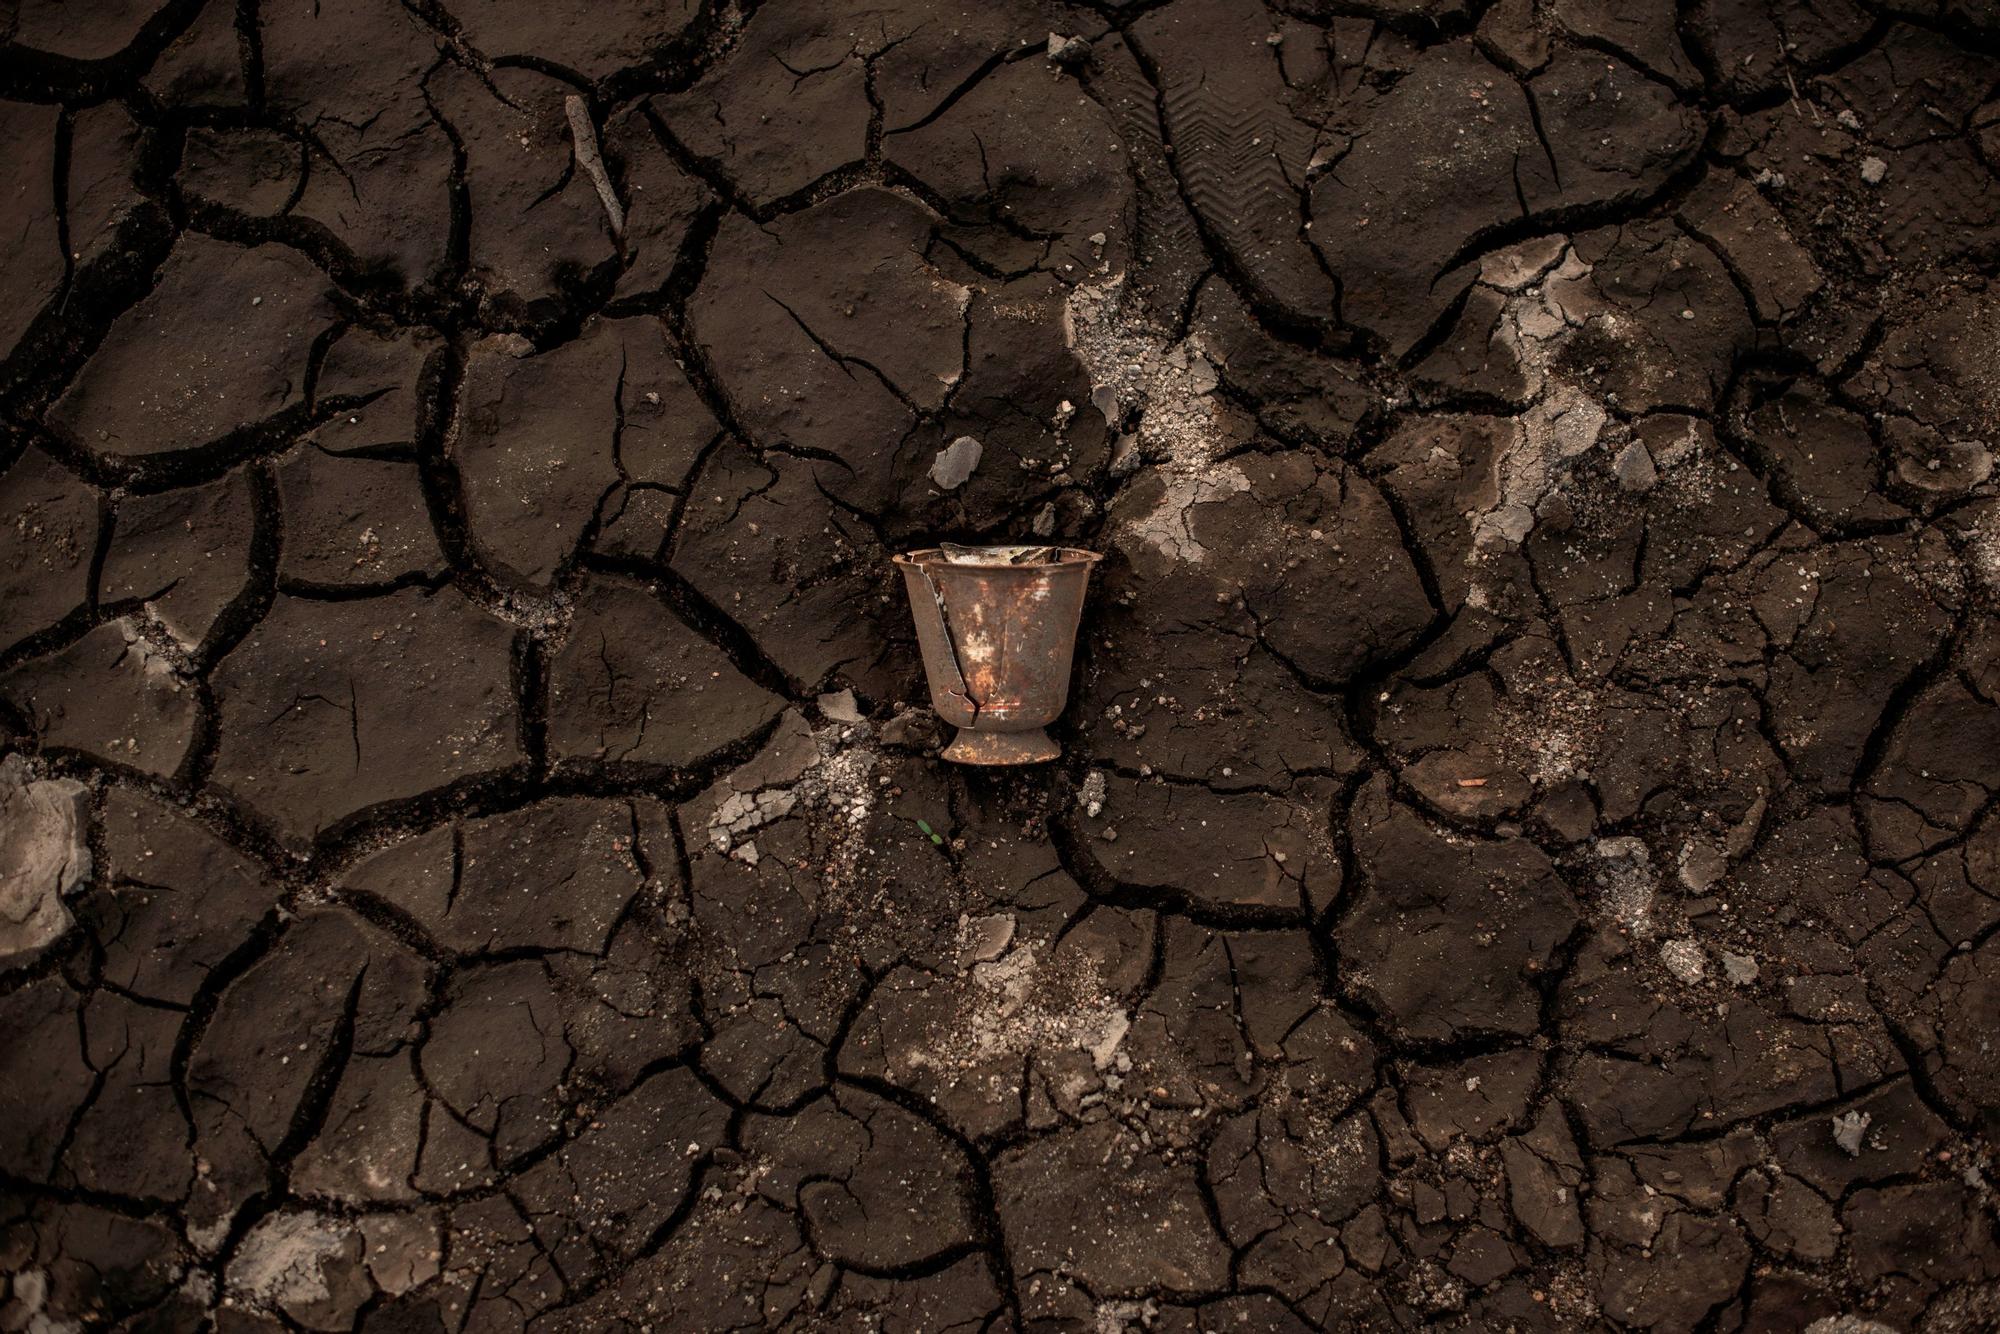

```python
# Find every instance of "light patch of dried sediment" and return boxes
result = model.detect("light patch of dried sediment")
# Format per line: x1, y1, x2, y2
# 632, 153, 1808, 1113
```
1064, 270, 1250, 565
0, 754, 90, 964
1460, 236, 1708, 583
1960, 502, 2000, 594
1591, 835, 1658, 936
1096, 1299, 1160, 1333
698, 708, 878, 887
225, 1210, 366, 1327
908, 931, 1128, 1085
1465, 237, 1614, 557
1491, 666, 1607, 789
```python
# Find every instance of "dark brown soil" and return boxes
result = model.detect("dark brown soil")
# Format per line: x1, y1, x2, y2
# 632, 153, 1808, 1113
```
3, 1, 1998, 1330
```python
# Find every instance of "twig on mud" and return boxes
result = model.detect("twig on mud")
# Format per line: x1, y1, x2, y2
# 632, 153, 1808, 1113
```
565, 95, 626, 238
1781, 39, 1821, 125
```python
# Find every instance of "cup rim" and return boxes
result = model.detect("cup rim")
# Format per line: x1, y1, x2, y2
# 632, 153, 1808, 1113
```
893, 546, 1102, 570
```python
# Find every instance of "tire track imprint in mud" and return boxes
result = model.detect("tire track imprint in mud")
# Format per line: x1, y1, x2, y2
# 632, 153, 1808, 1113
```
3, 0, 2000, 1330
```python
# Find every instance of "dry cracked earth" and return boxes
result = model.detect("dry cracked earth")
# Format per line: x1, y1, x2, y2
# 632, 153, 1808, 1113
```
3, 0, 2000, 1331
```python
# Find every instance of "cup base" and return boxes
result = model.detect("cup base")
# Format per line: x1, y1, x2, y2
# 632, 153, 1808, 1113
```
941, 727, 1060, 765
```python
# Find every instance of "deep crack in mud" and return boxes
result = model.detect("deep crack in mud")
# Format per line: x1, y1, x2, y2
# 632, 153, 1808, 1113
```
2, 1, 1999, 1330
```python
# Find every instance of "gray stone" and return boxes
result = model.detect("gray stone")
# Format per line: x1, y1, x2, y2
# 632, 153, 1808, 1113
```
1614, 440, 1659, 493
930, 435, 983, 490
1678, 839, 1727, 892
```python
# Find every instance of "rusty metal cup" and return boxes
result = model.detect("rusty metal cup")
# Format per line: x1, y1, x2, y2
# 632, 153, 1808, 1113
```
893, 547, 1100, 764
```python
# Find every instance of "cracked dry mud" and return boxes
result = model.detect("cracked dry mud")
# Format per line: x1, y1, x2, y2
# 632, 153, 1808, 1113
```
2, 2, 1999, 1332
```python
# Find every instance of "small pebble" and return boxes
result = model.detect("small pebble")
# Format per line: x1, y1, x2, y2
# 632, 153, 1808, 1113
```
1614, 440, 1658, 494
1831, 1110, 1871, 1157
